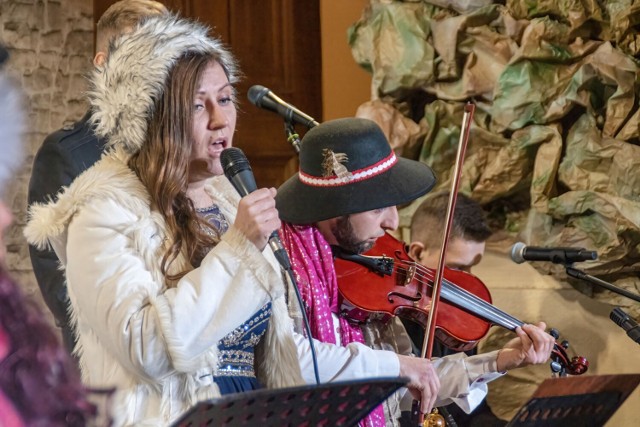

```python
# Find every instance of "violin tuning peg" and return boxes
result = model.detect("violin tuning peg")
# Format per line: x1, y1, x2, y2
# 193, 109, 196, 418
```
550, 361, 563, 373
561, 339, 569, 349
549, 328, 560, 339
570, 356, 590, 375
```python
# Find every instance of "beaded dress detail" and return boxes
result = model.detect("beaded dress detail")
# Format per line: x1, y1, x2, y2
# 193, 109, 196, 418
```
214, 302, 272, 393
197, 204, 272, 394
196, 204, 229, 239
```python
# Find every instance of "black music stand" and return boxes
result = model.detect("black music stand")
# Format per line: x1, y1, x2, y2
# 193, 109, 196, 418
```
507, 374, 640, 427
172, 377, 407, 427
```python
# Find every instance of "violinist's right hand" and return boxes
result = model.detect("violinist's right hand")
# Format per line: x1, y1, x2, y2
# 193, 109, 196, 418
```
234, 187, 281, 251
398, 354, 440, 414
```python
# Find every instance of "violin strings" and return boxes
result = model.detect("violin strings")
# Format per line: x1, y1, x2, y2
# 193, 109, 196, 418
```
396, 262, 575, 369
357, 254, 578, 370
409, 263, 523, 329
391, 259, 523, 330
376, 258, 580, 371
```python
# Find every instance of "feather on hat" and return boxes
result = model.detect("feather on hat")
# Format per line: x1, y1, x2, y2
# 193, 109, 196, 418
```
276, 118, 437, 223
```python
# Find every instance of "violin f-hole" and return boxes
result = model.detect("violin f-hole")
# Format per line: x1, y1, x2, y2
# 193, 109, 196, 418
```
388, 290, 422, 303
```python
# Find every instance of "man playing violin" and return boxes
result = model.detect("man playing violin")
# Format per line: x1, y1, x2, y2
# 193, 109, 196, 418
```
275, 117, 555, 427
404, 191, 494, 358
405, 191, 506, 426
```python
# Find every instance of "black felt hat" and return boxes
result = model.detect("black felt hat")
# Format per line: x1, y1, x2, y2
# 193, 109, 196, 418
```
276, 117, 436, 224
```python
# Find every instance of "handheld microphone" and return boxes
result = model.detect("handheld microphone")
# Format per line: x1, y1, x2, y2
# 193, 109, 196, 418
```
220, 147, 291, 270
610, 307, 640, 345
247, 85, 319, 128
510, 242, 597, 265
220, 147, 322, 384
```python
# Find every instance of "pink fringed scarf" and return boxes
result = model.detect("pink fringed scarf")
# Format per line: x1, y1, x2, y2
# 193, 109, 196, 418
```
279, 223, 386, 427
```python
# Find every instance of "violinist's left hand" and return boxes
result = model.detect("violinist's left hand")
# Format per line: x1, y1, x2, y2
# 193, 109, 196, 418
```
496, 322, 555, 372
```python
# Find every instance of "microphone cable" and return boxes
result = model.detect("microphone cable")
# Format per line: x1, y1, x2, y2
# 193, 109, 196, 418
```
282, 260, 321, 385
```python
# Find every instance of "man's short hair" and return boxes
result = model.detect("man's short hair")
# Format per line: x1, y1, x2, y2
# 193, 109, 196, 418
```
410, 191, 492, 249
96, 0, 169, 54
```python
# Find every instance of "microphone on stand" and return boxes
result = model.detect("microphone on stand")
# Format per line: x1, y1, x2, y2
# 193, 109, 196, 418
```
510, 242, 597, 265
247, 85, 319, 128
610, 307, 640, 345
220, 147, 291, 271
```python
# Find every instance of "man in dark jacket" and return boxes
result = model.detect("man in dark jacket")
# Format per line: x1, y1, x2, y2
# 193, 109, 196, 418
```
27, 0, 168, 356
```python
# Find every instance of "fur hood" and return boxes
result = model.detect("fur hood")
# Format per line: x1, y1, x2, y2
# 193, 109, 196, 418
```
87, 13, 238, 155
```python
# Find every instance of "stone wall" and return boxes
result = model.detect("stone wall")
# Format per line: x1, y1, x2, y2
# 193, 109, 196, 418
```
1, 0, 94, 328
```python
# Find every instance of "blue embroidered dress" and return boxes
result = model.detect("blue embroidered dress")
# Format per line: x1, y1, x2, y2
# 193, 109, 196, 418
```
197, 204, 272, 394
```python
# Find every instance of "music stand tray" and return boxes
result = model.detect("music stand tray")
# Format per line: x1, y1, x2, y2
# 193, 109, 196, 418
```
507, 374, 640, 427
172, 377, 407, 427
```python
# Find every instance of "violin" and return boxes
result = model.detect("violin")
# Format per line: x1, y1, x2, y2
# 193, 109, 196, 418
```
334, 232, 589, 376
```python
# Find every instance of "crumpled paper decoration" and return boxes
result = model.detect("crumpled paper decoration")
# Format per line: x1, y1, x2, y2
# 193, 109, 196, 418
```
349, 0, 640, 315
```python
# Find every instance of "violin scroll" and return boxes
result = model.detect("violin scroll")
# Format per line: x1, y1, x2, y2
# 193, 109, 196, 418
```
549, 328, 589, 376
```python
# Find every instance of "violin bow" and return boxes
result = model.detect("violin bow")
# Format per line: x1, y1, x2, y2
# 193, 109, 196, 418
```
415, 102, 475, 426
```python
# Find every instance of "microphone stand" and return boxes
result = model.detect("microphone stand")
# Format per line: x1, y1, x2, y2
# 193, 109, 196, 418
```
565, 267, 640, 303
565, 266, 640, 346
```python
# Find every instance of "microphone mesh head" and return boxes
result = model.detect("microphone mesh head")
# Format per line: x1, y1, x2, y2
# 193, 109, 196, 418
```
510, 242, 527, 264
220, 147, 251, 179
247, 85, 269, 107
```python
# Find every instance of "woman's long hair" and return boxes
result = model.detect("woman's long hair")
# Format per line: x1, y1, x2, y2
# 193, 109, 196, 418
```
0, 268, 97, 426
129, 53, 233, 281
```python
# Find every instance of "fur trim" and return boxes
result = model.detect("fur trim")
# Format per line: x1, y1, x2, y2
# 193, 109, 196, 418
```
24, 147, 149, 251
258, 297, 305, 388
87, 14, 238, 155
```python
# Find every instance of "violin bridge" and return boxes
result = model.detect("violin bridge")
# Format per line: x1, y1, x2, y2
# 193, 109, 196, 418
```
404, 264, 416, 286
403, 264, 422, 306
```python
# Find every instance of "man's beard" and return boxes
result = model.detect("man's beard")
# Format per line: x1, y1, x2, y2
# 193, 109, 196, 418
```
332, 215, 375, 254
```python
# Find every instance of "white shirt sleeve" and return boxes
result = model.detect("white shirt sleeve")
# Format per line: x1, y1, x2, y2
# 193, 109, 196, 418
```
293, 315, 502, 415
315, 308, 503, 413
293, 332, 400, 384
398, 350, 505, 413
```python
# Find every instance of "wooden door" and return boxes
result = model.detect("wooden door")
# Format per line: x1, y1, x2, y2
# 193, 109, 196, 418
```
94, 0, 321, 188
